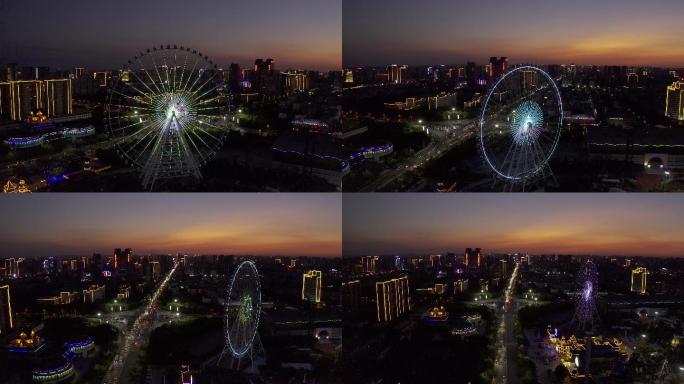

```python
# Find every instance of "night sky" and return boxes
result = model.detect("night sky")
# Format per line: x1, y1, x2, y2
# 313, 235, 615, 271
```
0, 194, 341, 258
1, 0, 341, 70
343, 194, 684, 258
343, 0, 684, 67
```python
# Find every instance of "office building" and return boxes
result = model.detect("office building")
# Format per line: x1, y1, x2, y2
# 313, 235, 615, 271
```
302, 270, 322, 303
83, 285, 105, 304
464, 248, 481, 272
0, 285, 13, 335
631, 267, 648, 295
665, 81, 684, 120
376, 276, 410, 322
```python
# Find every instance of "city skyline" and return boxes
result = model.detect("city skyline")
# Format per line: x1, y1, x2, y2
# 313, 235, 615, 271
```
0, 194, 341, 258
2, 0, 341, 71
343, 0, 684, 67
343, 194, 684, 258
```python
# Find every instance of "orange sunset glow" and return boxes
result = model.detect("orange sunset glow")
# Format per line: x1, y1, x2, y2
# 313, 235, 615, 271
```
343, 194, 684, 257
0, 194, 341, 257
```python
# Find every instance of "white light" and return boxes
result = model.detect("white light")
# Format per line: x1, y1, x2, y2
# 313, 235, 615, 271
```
641, 334, 647, 338
238, 109, 243, 113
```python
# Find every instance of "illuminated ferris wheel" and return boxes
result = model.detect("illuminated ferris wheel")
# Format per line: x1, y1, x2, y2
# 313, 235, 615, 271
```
106, 45, 229, 190
572, 260, 599, 331
479, 65, 563, 189
219, 260, 263, 370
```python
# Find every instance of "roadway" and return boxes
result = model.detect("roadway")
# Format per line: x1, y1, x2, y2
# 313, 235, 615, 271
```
495, 262, 521, 384
102, 262, 179, 384
359, 119, 476, 191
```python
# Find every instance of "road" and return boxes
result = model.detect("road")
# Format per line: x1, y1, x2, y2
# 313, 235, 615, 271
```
359, 119, 476, 191
495, 262, 521, 384
102, 262, 179, 384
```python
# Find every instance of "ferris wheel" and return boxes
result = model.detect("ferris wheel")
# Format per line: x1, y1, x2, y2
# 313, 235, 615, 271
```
219, 260, 263, 370
106, 45, 229, 190
479, 65, 563, 188
572, 260, 599, 331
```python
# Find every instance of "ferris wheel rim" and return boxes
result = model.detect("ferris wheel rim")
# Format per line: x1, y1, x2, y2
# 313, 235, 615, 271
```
104, 45, 228, 182
225, 260, 261, 358
478, 65, 564, 181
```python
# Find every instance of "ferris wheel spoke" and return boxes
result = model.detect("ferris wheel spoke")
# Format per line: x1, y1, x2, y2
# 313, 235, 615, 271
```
108, 89, 154, 107
506, 143, 525, 179
186, 127, 218, 159
184, 58, 214, 96
171, 52, 179, 93
136, 57, 164, 95
148, 50, 169, 94
496, 137, 517, 176
108, 118, 149, 135
192, 123, 225, 145
122, 127, 159, 163
188, 75, 222, 105
120, 80, 155, 101
126, 67, 159, 97
107, 102, 155, 113
178, 51, 193, 92
182, 130, 209, 164
179, 54, 202, 93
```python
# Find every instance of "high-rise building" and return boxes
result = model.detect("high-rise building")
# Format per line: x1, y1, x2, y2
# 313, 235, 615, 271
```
465, 61, 479, 87
302, 270, 322, 303
631, 267, 648, 294
454, 279, 469, 294
83, 285, 105, 303
0, 285, 13, 335
149, 261, 161, 282
500, 259, 508, 277
5, 63, 18, 81
7, 80, 41, 120
375, 276, 410, 322
361, 256, 378, 274
387, 64, 408, 84
341, 280, 360, 311
521, 69, 540, 89
5, 258, 23, 278
228, 63, 242, 93
0, 78, 73, 121
114, 248, 132, 274
74, 67, 85, 79
488, 57, 508, 79
282, 71, 309, 93
665, 81, 684, 121
464, 248, 481, 272
252, 58, 275, 92
92, 71, 110, 87
44, 79, 73, 116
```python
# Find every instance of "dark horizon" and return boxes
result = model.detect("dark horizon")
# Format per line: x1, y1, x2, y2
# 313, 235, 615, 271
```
1, 0, 341, 71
